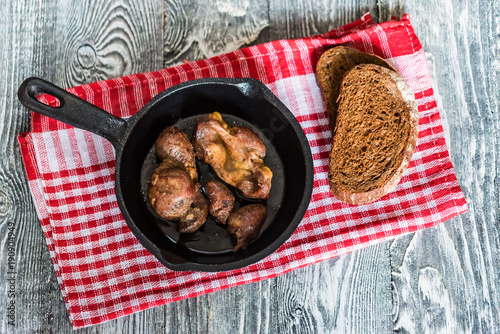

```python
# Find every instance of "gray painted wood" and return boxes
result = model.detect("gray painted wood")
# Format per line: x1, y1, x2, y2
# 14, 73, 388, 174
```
0, 0, 498, 333
1, 1, 64, 334
386, 1, 500, 333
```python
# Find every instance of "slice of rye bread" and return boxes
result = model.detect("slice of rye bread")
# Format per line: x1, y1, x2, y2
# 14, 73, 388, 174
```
315, 46, 396, 126
329, 64, 418, 205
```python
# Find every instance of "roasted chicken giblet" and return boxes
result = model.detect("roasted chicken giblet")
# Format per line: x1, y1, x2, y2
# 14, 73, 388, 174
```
192, 112, 273, 199
148, 161, 197, 220
178, 192, 208, 233
205, 180, 235, 224
149, 126, 208, 233
227, 204, 267, 252
155, 126, 198, 182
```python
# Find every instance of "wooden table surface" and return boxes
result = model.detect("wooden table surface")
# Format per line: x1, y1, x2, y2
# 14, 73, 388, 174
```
1, 0, 498, 333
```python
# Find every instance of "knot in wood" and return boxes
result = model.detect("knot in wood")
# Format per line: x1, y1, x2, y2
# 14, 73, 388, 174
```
77, 44, 97, 69
294, 305, 303, 317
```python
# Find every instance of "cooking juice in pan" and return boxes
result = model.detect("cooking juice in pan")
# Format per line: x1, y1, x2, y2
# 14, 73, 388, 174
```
140, 114, 285, 254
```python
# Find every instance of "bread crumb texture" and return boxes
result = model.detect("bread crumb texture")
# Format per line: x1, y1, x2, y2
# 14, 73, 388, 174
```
330, 64, 411, 193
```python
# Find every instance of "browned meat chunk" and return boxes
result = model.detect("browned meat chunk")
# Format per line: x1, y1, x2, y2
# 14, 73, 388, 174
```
155, 126, 198, 182
227, 204, 267, 252
205, 180, 235, 224
149, 126, 205, 231
178, 192, 208, 233
148, 162, 197, 220
192, 112, 272, 199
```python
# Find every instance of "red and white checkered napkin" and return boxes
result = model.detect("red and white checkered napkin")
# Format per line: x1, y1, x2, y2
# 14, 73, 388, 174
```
18, 13, 467, 328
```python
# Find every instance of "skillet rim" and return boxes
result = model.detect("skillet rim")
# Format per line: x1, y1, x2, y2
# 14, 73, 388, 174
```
114, 77, 314, 272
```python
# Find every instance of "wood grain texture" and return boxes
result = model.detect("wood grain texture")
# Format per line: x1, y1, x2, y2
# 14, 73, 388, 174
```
275, 243, 392, 334
163, 0, 269, 66
383, 0, 500, 333
0, 1, 63, 333
0, 0, 498, 333
0, 0, 164, 333
265, 3, 394, 334
159, 3, 396, 333
54, 0, 164, 87
268, 0, 377, 40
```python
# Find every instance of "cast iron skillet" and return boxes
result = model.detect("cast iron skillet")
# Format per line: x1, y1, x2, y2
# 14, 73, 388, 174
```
18, 77, 313, 272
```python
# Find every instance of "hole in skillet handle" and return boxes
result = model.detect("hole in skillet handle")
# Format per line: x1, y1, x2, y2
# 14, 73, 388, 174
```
19, 77, 67, 111
28, 79, 63, 107
17, 77, 128, 148
35, 94, 61, 107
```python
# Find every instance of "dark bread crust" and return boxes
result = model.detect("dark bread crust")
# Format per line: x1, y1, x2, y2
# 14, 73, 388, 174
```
315, 46, 396, 126
328, 64, 418, 205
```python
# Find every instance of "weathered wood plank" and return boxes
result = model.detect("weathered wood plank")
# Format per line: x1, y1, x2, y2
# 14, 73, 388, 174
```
160, 2, 277, 333
384, 0, 500, 333
267, 2, 394, 334
60, 1, 166, 333
275, 243, 392, 334
163, 0, 269, 66
0, 0, 164, 333
54, 0, 164, 88
268, 0, 378, 40
159, 1, 396, 333
0, 1, 64, 333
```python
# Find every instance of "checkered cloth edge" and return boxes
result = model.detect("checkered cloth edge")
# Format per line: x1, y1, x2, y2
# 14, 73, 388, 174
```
18, 13, 467, 329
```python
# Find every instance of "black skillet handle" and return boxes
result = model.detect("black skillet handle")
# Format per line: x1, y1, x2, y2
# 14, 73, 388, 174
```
18, 77, 128, 148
